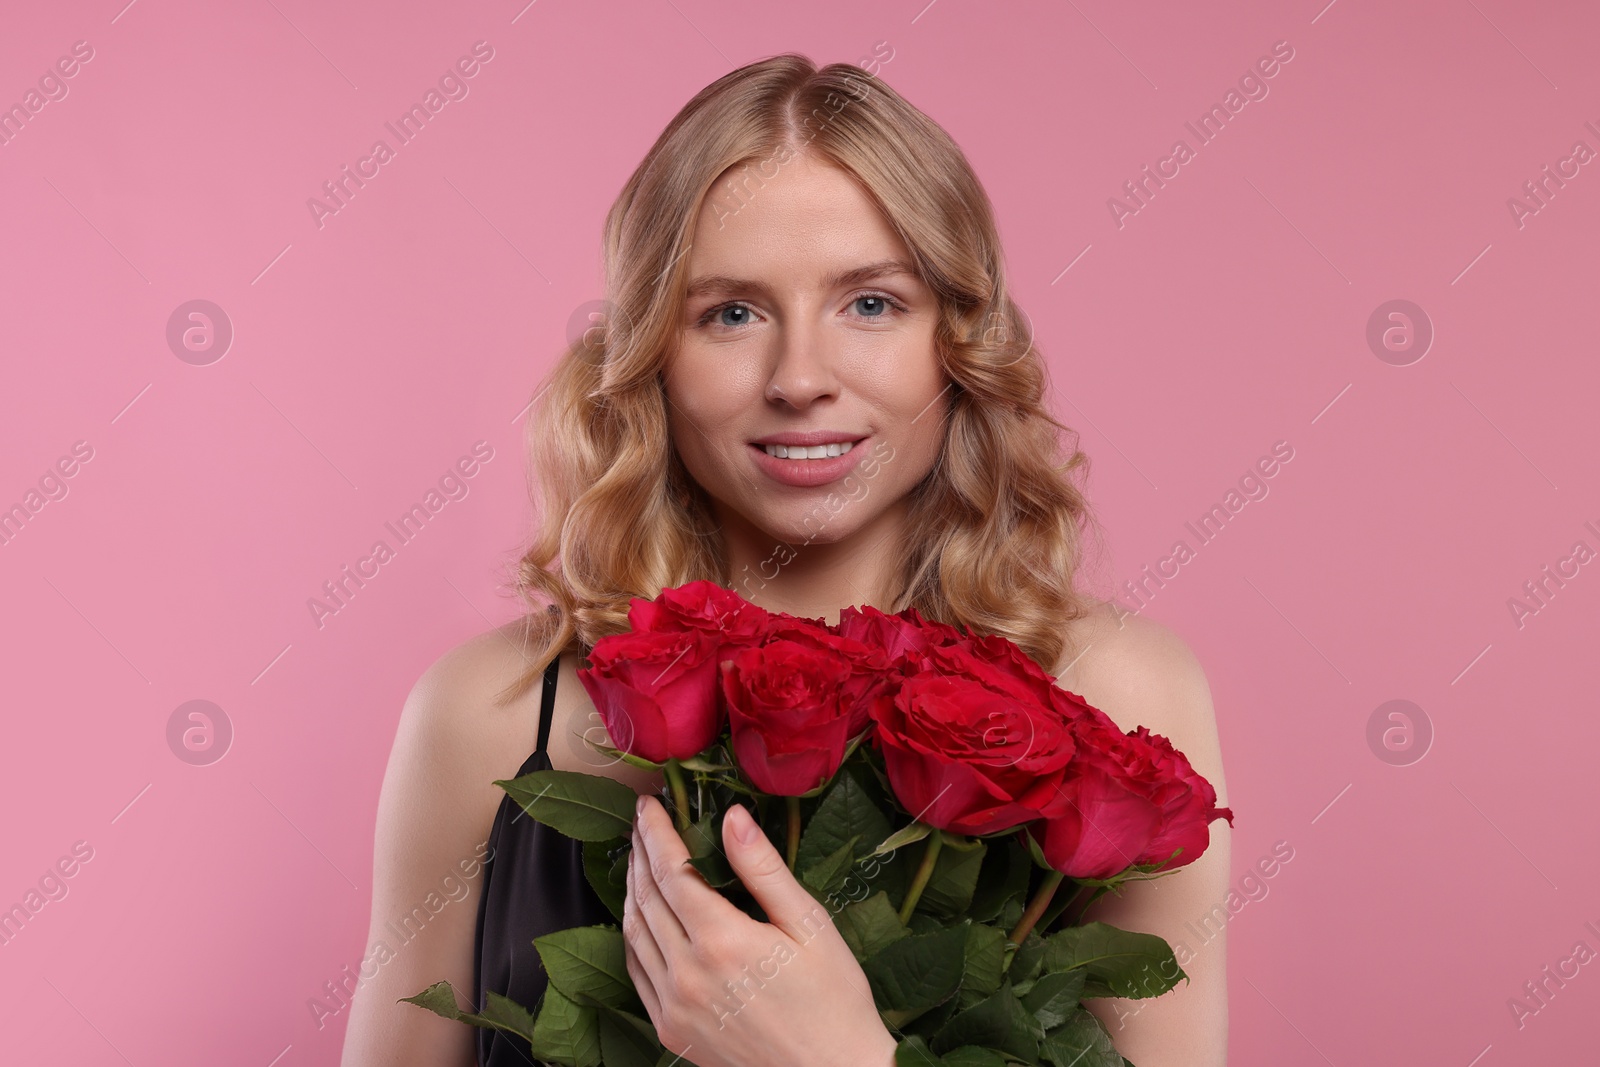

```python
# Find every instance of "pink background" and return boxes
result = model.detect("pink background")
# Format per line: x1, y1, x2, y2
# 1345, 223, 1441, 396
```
2, 0, 1596, 1063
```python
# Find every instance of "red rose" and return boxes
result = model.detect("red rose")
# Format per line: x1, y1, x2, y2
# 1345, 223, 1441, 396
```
1127, 726, 1233, 869
906, 632, 1058, 704
762, 617, 896, 736
627, 579, 773, 653
576, 627, 724, 763
723, 640, 858, 796
1029, 717, 1232, 879
869, 671, 1078, 837
835, 604, 966, 667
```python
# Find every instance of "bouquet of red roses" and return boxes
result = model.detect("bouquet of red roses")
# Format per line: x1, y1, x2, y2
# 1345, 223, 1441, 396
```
407, 580, 1232, 1066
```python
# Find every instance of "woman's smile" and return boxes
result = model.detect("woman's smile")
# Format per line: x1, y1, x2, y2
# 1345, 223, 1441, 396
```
747, 434, 870, 487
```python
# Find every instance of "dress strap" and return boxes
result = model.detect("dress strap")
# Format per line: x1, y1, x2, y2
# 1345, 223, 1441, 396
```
535, 653, 559, 756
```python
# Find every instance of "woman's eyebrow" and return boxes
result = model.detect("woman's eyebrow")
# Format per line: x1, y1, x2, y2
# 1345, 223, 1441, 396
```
684, 258, 920, 300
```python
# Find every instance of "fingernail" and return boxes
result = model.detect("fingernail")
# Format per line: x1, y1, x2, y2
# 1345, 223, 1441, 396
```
732, 804, 759, 844
636, 794, 647, 816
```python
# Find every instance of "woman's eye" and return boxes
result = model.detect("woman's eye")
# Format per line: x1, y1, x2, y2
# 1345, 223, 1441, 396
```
851, 292, 906, 319
696, 293, 905, 330
712, 304, 753, 328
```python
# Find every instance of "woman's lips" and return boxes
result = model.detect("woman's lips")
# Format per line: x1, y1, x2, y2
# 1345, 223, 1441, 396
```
748, 436, 869, 488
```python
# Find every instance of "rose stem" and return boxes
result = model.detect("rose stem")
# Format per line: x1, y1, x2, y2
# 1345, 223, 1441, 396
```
1037, 879, 1090, 934
1069, 884, 1115, 925
1007, 869, 1066, 947
896, 829, 943, 925
785, 796, 802, 872
662, 759, 691, 833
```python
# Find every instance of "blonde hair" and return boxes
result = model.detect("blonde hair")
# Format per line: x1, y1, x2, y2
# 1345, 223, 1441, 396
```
495, 52, 1107, 705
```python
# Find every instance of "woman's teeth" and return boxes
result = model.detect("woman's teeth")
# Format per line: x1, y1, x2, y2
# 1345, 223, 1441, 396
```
762, 440, 855, 459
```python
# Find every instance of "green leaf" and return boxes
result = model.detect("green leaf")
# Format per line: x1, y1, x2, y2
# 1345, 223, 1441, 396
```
801, 834, 861, 902
939, 1048, 1009, 1067
1023, 827, 1052, 869
836, 890, 909, 961
903, 995, 962, 1042
1009, 929, 1048, 985
533, 926, 634, 1007
496, 769, 640, 841
1041, 922, 1186, 999
682, 809, 737, 888
1021, 969, 1088, 1030
871, 820, 932, 857
931, 980, 1042, 1061
1040, 1008, 1124, 1067
919, 839, 986, 919
894, 1035, 939, 1066
399, 980, 538, 1043
529, 984, 602, 1066
582, 837, 630, 922
676, 754, 730, 772
968, 835, 1033, 924
582, 998, 662, 1067
864, 922, 970, 1028
797, 768, 893, 874
685, 852, 739, 888
955, 923, 1010, 1009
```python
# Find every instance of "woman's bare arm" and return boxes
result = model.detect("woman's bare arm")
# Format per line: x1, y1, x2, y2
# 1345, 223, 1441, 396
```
1060, 610, 1232, 1066
340, 628, 539, 1067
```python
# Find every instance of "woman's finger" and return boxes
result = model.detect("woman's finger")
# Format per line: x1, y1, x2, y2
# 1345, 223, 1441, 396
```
633, 795, 720, 943
622, 926, 662, 1024
624, 825, 668, 985
630, 800, 693, 952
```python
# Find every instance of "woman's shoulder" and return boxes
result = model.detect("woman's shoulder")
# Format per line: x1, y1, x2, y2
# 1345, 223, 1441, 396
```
1055, 601, 1227, 799
406, 620, 668, 795
1057, 601, 1210, 704
394, 619, 551, 789
409, 619, 547, 716
348, 620, 551, 1065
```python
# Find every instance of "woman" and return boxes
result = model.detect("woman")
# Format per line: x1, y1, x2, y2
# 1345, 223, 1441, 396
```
341, 53, 1229, 1067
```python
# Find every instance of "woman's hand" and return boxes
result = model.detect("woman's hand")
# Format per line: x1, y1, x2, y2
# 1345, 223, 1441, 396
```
624, 794, 899, 1067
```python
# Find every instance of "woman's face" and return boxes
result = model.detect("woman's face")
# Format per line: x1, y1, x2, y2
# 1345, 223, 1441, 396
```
664, 152, 949, 553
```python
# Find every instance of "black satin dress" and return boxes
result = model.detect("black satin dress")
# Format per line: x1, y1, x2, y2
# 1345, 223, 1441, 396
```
473, 653, 617, 1066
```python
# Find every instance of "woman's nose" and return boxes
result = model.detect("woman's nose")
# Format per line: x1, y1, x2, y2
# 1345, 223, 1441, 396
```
762, 318, 841, 408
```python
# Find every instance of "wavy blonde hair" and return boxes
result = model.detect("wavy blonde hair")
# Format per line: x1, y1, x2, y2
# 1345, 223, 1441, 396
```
494, 52, 1107, 705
